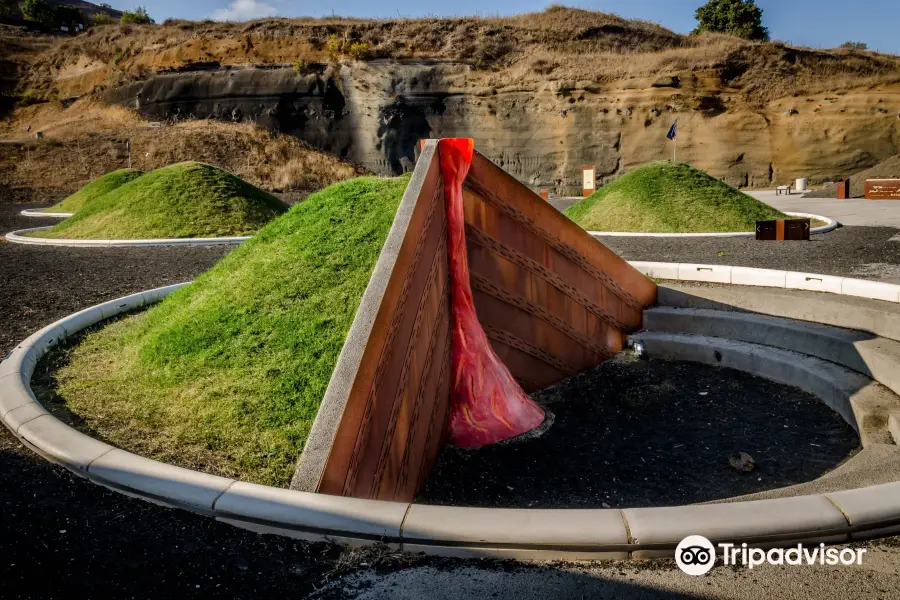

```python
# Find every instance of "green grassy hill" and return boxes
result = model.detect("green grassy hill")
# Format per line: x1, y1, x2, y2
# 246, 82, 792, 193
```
46, 176, 409, 486
33, 162, 287, 239
564, 162, 789, 233
45, 168, 145, 214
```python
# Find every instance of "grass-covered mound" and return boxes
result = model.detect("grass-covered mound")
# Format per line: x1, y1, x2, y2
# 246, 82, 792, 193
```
46, 176, 409, 486
564, 162, 790, 233
32, 162, 288, 239
44, 168, 145, 213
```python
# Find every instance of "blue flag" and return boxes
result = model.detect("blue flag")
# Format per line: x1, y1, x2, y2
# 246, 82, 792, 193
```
666, 120, 678, 141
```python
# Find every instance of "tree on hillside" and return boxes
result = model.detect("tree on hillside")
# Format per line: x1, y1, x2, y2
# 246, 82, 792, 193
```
21, 0, 56, 26
55, 5, 86, 29
119, 6, 154, 25
0, 0, 23, 21
692, 0, 769, 41
840, 41, 868, 51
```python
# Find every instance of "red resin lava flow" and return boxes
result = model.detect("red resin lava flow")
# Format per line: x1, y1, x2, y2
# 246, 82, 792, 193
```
438, 138, 546, 447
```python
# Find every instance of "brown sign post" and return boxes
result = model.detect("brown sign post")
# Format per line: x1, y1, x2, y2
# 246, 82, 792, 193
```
865, 179, 900, 200
756, 218, 811, 241
836, 179, 851, 199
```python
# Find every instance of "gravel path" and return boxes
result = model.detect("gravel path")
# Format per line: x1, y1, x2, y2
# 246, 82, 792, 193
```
418, 357, 858, 509
0, 204, 384, 598
0, 205, 231, 354
2, 202, 900, 598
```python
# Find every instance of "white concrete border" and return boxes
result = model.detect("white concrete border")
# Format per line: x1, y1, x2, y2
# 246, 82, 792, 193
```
587, 212, 837, 238
3, 268, 900, 559
631, 261, 900, 302
5, 226, 251, 247
20, 209, 74, 218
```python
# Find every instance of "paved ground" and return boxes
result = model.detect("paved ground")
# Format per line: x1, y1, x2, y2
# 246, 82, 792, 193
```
552, 190, 900, 230
602, 226, 900, 283
4, 202, 900, 598
746, 190, 900, 228
317, 550, 900, 600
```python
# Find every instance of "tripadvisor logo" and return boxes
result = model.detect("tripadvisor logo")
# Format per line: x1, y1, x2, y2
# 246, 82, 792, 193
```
675, 535, 867, 575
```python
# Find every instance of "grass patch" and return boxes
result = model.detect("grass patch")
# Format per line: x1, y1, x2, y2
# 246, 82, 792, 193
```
564, 161, 790, 233
45, 168, 145, 213
43, 176, 408, 486
31, 162, 288, 240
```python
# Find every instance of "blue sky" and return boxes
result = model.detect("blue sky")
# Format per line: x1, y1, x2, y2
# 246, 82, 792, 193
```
126, 0, 899, 55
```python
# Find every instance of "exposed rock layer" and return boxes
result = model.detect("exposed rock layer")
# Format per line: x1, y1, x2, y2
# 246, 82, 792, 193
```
104, 60, 900, 194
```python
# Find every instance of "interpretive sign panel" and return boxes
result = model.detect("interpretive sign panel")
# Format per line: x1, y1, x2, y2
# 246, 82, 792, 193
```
865, 179, 900, 200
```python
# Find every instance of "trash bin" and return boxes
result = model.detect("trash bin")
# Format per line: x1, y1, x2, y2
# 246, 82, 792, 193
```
795, 178, 808, 192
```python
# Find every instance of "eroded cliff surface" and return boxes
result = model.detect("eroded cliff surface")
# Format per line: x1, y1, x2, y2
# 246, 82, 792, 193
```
10, 9, 900, 193
102, 60, 900, 194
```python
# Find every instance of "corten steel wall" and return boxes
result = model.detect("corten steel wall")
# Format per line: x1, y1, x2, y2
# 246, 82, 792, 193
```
463, 150, 658, 391
293, 141, 658, 502
291, 140, 452, 502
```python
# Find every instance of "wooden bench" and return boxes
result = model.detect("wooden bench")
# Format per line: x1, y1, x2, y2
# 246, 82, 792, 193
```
776, 185, 792, 195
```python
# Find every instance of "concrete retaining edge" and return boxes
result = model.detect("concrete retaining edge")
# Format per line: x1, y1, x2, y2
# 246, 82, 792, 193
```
2, 266, 900, 559
588, 212, 837, 238
631, 261, 900, 302
5, 226, 251, 247
19, 209, 74, 218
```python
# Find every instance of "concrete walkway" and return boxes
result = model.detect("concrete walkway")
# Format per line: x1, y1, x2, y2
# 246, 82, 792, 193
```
747, 190, 900, 228
554, 190, 900, 229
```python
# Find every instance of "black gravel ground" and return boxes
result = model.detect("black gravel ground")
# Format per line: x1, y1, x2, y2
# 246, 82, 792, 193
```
2, 199, 899, 598
0, 204, 429, 599
418, 357, 859, 508
0, 205, 236, 352
602, 225, 900, 279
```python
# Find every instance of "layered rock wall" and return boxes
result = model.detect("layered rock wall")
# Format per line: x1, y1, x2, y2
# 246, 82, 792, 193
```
104, 60, 900, 194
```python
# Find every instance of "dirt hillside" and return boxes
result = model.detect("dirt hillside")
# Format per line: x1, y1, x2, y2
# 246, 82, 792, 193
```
0, 100, 361, 205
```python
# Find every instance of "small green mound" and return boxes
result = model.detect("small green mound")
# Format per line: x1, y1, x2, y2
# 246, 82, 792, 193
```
47, 176, 408, 486
45, 168, 145, 213
564, 162, 790, 233
33, 162, 287, 239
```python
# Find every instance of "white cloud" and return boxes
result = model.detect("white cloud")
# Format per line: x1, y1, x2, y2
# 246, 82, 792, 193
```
211, 0, 278, 21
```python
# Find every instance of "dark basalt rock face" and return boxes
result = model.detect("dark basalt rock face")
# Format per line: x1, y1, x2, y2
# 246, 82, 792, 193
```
104, 63, 451, 177
103, 61, 582, 190
104, 58, 893, 193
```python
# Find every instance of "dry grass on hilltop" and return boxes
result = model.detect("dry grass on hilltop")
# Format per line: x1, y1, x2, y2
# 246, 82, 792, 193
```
0, 100, 362, 204
13, 7, 900, 105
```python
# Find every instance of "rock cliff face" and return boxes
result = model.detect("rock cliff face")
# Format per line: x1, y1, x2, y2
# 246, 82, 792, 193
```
104, 60, 900, 195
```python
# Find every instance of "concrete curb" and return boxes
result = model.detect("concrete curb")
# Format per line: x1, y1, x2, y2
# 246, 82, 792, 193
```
5, 226, 251, 247
631, 261, 900, 302
19, 209, 74, 218
587, 212, 837, 238
2, 268, 900, 559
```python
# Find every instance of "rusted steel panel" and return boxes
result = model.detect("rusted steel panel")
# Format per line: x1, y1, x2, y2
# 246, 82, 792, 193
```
785, 219, 811, 241
755, 219, 810, 241
836, 178, 851, 199
756, 220, 777, 240
293, 141, 658, 501
865, 179, 900, 199
292, 140, 451, 502
463, 150, 656, 389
